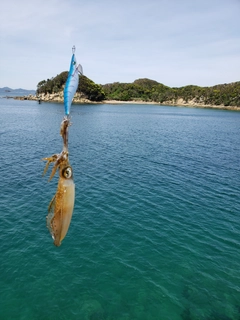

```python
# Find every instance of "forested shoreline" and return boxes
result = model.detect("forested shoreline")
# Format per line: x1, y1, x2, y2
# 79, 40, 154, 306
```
35, 72, 240, 108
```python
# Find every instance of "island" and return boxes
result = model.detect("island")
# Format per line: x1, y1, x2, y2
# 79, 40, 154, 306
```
14, 72, 240, 111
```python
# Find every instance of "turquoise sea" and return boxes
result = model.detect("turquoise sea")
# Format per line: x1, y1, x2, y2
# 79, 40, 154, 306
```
1, 98, 240, 320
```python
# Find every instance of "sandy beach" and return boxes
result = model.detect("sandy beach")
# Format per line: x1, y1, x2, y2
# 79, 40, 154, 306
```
103, 99, 240, 111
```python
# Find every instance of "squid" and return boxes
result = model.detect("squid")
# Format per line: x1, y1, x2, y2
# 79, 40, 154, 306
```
42, 118, 75, 246
42, 46, 82, 246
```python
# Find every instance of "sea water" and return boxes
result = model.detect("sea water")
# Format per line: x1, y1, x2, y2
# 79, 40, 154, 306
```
0, 98, 240, 320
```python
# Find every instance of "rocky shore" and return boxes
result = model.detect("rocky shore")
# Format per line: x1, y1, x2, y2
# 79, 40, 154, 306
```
14, 92, 93, 104
14, 93, 240, 111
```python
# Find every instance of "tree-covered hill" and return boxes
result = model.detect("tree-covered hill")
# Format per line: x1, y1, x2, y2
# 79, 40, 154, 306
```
37, 72, 105, 101
101, 79, 240, 107
36, 72, 240, 107
101, 78, 171, 102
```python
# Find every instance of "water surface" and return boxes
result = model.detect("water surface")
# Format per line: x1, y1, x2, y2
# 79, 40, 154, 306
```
1, 99, 240, 319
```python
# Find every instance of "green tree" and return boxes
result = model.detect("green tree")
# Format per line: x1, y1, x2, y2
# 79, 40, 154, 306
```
78, 75, 105, 101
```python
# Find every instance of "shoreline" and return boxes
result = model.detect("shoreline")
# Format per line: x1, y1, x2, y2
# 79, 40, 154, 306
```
103, 99, 240, 111
12, 95, 240, 111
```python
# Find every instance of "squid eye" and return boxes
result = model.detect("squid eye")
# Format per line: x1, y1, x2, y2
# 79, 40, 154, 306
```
62, 166, 72, 179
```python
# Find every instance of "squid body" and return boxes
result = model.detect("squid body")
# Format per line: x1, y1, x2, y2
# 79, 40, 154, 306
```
46, 159, 75, 247
43, 119, 75, 246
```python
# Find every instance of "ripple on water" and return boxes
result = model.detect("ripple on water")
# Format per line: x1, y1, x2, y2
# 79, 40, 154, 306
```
0, 101, 240, 319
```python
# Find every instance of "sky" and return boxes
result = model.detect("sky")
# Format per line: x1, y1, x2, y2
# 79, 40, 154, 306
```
0, 0, 240, 90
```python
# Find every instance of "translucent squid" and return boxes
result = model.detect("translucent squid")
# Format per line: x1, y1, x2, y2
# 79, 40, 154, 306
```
42, 118, 75, 246
42, 46, 82, 246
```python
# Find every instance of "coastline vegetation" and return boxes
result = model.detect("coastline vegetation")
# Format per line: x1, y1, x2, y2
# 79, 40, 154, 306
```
102, 79, 240, 107
36, 72, 240, 107
37, 72, 105, 101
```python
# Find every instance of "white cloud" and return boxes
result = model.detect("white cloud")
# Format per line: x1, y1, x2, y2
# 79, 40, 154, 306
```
0, 0, 239, 89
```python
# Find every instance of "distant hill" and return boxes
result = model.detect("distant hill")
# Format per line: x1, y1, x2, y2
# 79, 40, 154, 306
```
36, 72, 105, 101
0, 87, 36, 96
101, 78, 240, 107
35, 72, 240, 108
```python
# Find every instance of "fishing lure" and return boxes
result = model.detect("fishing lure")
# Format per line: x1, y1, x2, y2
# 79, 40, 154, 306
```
64, 45, 83, 116
43, 46, 82, 246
